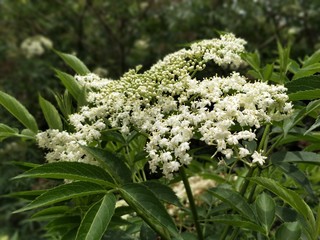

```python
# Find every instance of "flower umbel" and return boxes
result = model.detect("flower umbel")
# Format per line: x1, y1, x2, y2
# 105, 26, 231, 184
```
36, 33, 292, 178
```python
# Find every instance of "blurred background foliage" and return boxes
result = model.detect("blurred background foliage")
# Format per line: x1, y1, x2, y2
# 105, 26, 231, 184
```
1, 0, 320, 239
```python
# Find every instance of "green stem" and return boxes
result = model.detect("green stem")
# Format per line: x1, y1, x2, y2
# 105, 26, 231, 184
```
180, 167, 204, 240
258, 124, 270, 152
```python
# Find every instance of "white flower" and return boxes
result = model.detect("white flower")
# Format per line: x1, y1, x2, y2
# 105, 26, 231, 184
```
252, 151, 267, 165
239, 148, 250, 158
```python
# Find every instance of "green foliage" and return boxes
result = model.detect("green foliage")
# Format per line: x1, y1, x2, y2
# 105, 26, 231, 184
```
2, 2, 320, 237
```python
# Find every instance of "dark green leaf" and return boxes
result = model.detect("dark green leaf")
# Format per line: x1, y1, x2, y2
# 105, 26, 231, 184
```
54, 50, 90, 75
14, 181, 107, 213
142, 181, 182, 207
275, 222, 301, 240
39, 95, 63, 130
208, 214, 265, 234
272, 160, 315, 197
271, 151, 320, 165
82, 146, 132, 185
120, 183, 181, 240
207, 187, 256, 221
13, 162, 115, 187
0, 90, 38, 133
76, 193, 116, 240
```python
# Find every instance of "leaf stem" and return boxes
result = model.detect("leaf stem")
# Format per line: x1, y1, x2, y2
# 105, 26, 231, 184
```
179, 167, 204, 240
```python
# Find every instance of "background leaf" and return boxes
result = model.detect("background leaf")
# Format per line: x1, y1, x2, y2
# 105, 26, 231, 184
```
275, 222, 301, 240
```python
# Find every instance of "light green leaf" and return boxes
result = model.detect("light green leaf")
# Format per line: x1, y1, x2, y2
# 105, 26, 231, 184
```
13, 162, 115, 188
14, 181, 108, 213
255, 192, 275, 233
39, 94, 63, 130
207, 187, 256, 221
303, 49, 320, 67
120, 183, 182, 240
54, 50, 90, 75
275, 222, 301, 240
82, 146, 132, 185
250, 177, 316, 237
0, 91, 38, 133
208, 214, 265, 234
54, 69, 86, 105
76, 193, 116, 240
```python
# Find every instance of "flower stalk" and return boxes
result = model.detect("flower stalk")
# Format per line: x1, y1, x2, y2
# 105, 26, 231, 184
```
180, 166, 204, 240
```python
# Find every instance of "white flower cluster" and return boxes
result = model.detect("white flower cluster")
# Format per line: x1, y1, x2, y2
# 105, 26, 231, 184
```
21, 35, 53, 58
36, 33, 292, 178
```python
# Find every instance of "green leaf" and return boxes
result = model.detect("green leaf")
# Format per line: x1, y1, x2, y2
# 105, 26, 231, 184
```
242, 52, 261, 72
271, 151, 320, 165
0, 91, 38, 133
292, 63, 320, 80
142, 181, 182, 207
14, 181, 107, 213
82, 146, 132, 185
76, 193, 116, 240
275, 222, 301, 240
0, 123, 18, 141
255, 192, 275, 233
303, 49, 320, 67
285, 76, 320, 100
305, 115, 320, 135
54, 69, 85, 105
54, 50, 90, 75
208, 214, 265, 234
282, 99, 320, 136
31, 206, 70, 221
39, 95, 63, 130
120, 183, 181, 240
250, 177, 316, 236
13, 162, 115, 188
207, 187, 256, 221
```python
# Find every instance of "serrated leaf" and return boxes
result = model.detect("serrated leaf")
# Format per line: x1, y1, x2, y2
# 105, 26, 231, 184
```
285, 76, 320, 100
250, 177, 316, 237
39, 95, 63, 130
14, 181, 107, 213
120, 183, 182, 240
0, 91, 38, 133
82, 146, 132, 185
208, 214, 265, 234
13, 162, 115, 188
275, 221, 301, 240
76, 193, 116, 240
54, 50, 90, 75
303, 49, 320, 67
255, 192, 275, 233
142, 181, 182, 207
207, 187, 256, 221
54, 69, 85, 105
